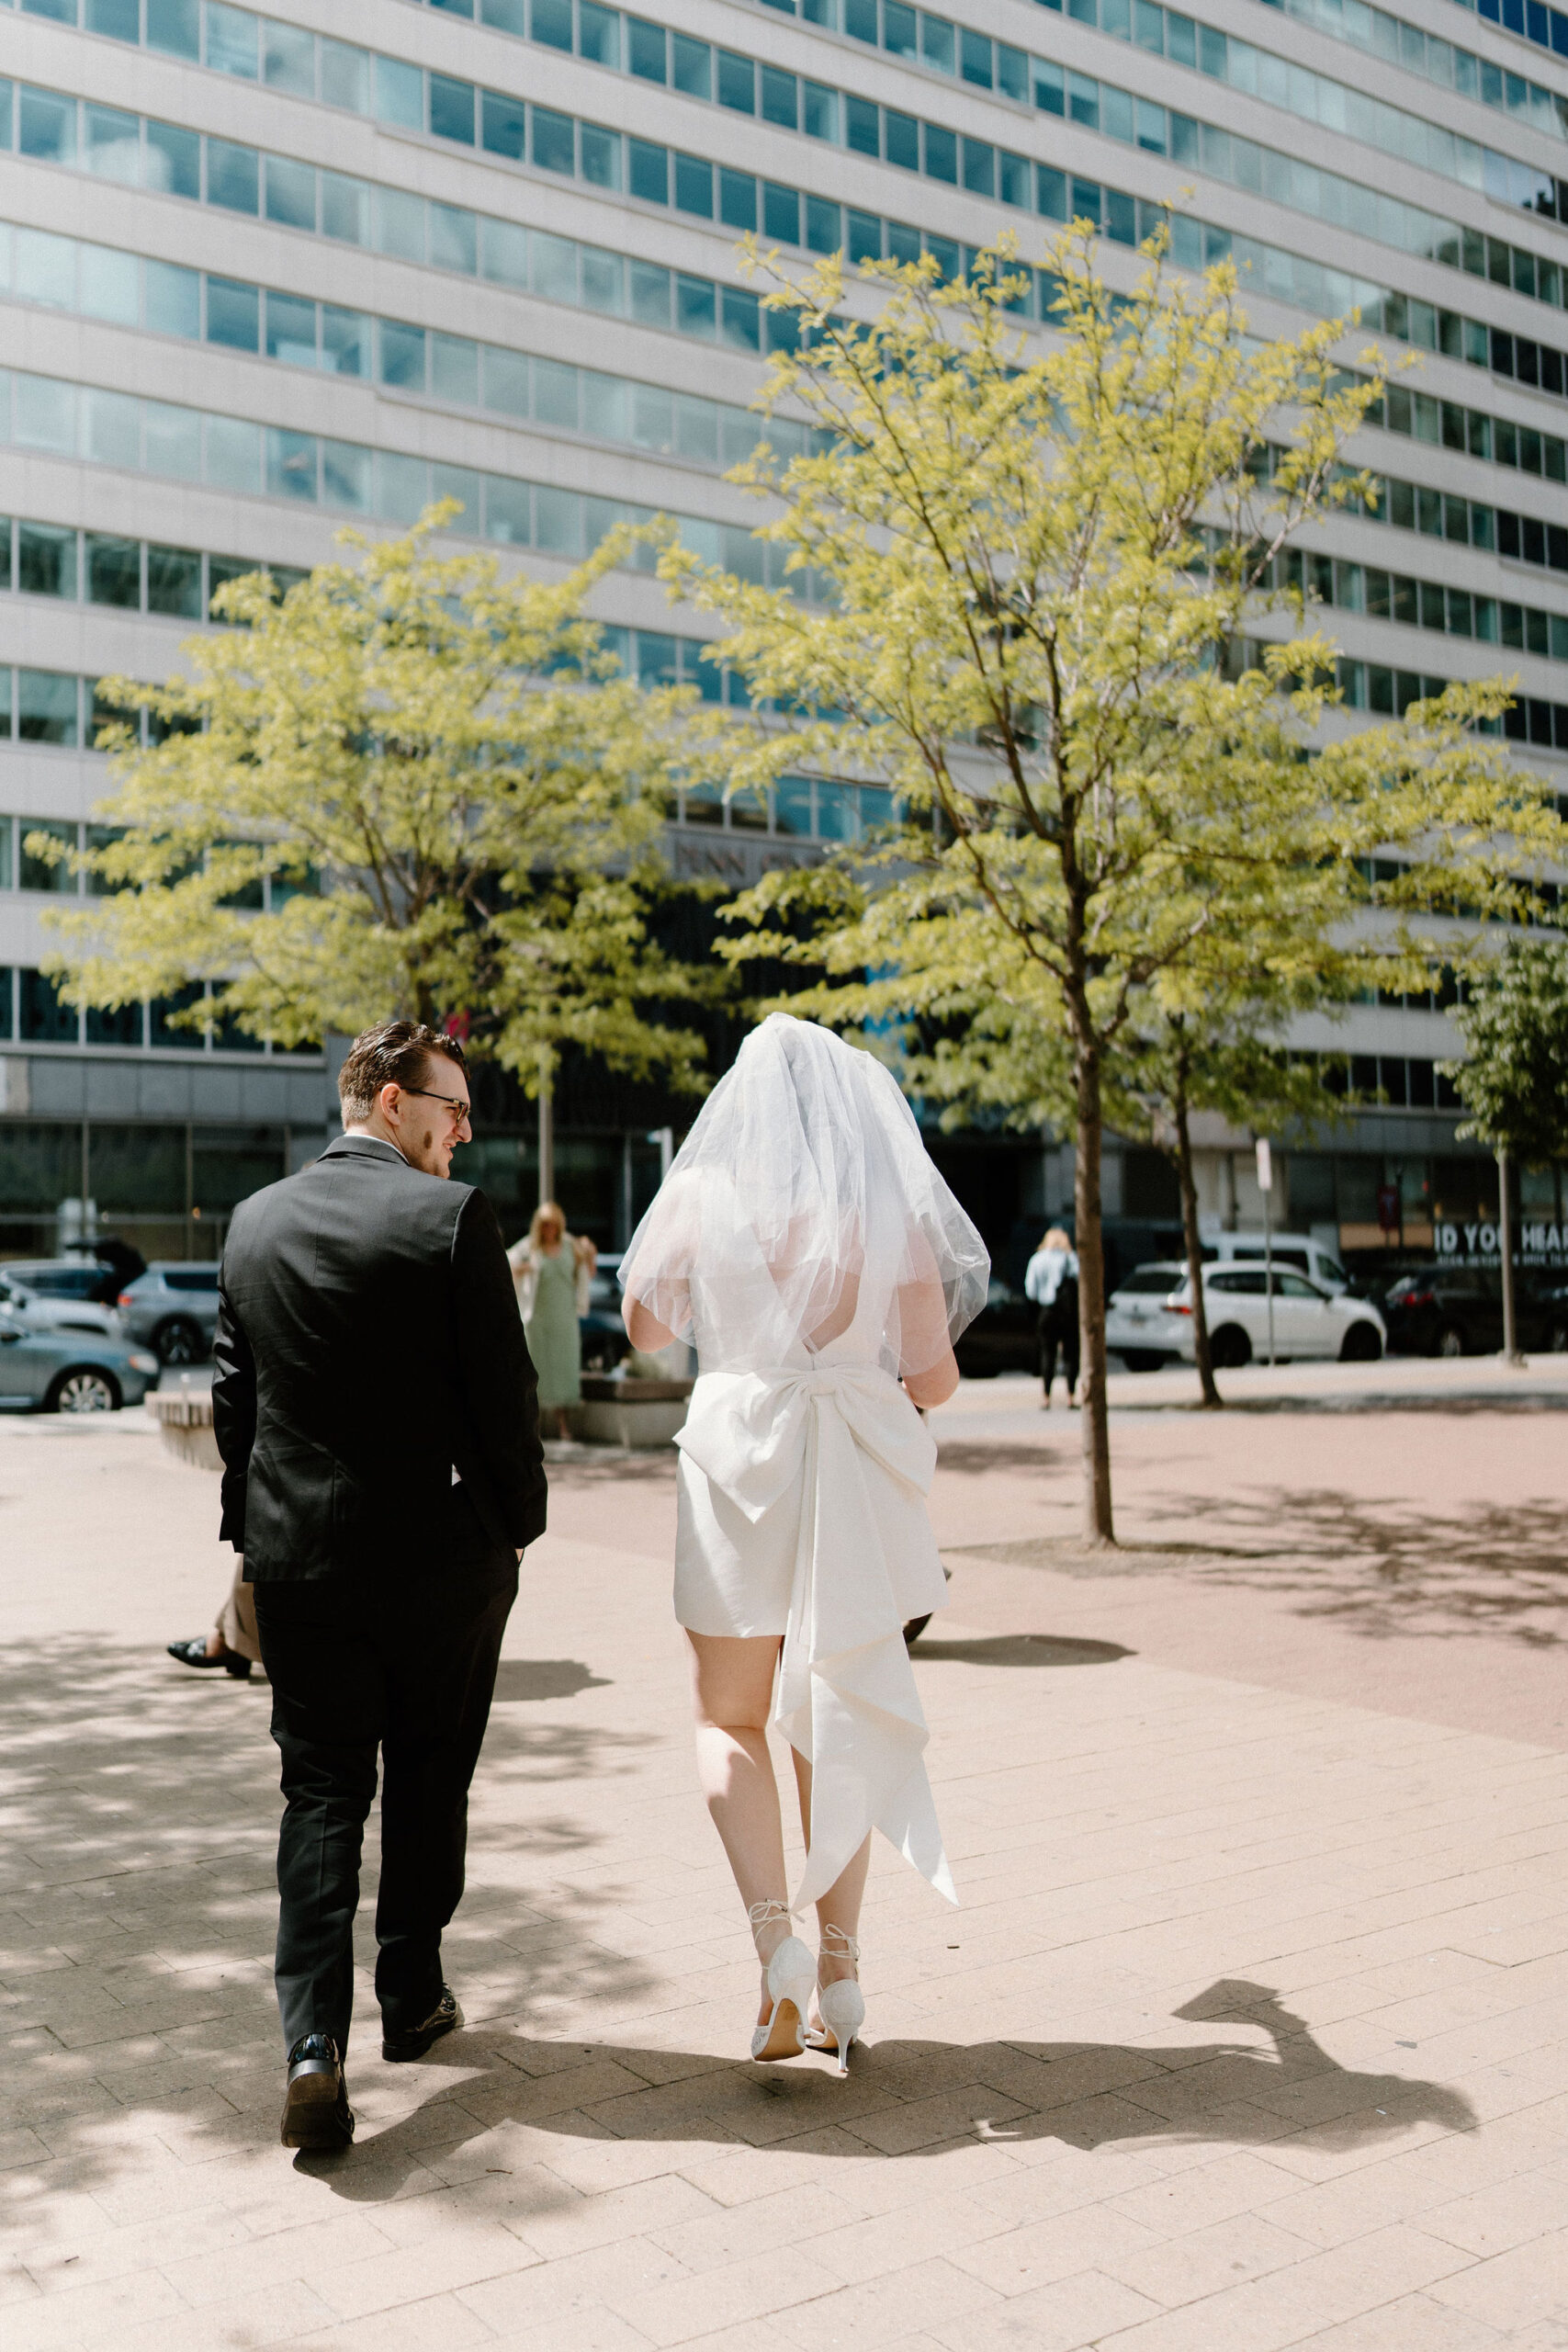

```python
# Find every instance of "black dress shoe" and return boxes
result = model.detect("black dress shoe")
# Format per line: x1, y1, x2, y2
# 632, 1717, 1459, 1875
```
167, 1636, 252, 1680
382, 1985, 464, 2063
280, 2034, 355, 2150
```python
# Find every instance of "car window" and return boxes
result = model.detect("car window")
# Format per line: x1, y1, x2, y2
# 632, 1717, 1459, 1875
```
1229, 1246, 1308, 1272
164, 1269, 220, 1292
1317, 1258, 1347, 1285
1209, 1268, 1266, 1294
1276, 1271, 1320, 1297
1117, 1266, 1183, 1295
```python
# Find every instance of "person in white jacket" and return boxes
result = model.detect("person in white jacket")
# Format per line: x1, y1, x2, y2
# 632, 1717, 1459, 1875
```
1024, 1227, 1079, 1408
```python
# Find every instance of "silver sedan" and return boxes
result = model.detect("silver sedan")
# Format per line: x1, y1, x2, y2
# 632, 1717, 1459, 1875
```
0, 1298, 161, 1413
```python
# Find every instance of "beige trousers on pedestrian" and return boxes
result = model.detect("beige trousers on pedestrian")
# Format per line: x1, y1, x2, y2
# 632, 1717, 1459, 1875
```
215, 1560, 264, 1667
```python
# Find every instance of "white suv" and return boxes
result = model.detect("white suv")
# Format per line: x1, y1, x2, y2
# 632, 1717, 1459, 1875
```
1107, 1262, 1385, 1371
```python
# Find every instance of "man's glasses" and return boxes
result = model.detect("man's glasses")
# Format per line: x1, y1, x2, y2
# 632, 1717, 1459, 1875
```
400, 1085, 473, 1133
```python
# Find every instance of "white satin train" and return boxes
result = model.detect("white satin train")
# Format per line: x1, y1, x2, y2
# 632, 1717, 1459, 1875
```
676, 1362, 956, 1916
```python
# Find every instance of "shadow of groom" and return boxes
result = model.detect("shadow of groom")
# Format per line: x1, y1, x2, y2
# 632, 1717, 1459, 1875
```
313, 1976, 1474, 2195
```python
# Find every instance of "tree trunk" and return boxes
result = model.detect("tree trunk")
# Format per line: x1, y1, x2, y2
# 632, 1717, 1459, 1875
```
1174, 1075, 1221, 1408
1074, 1039, 1116, 1546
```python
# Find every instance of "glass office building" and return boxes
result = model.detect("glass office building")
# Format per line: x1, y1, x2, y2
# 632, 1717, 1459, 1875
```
1, 0, 1564, 1268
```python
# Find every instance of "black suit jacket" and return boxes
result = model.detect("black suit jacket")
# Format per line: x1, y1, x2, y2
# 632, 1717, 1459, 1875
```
212, 1134, 546, 1580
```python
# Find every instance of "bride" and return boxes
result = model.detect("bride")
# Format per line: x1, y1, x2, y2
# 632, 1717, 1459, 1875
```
618, 1014, 988, 2071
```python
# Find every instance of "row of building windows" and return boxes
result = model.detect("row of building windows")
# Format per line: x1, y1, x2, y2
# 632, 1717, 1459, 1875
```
1449, 0, 1568, 69
27, 181, 1567, 442
1307, 1052, 1466, 1109
0, 369, 836, 596
1278, 545, 1568, 658
363, 0, 1568, 216
0, 966, 313, 1054
17, 64, 1568, 399
16, 0, 1568, 308
758, 0, 1567, 158
1332, 650, 1568, 750
0, 223, 825, 472
0, 521, 300, 615
1095, 0, 1568, 138
23, 0, 1568, 218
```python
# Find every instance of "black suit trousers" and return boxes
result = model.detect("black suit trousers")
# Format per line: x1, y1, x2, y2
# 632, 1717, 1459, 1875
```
254, 1561, 516, 2056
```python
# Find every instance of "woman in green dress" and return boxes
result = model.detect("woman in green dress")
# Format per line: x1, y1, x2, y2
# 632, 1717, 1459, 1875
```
508, 1202, 595, 1439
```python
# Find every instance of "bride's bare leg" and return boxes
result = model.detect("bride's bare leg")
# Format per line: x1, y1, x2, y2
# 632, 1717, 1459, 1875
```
789, 1750, 870, 1986
685, 1631, 790, 2025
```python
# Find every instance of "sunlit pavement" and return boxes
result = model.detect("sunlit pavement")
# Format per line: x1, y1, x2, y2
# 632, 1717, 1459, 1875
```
1, 1373, 1563, 2351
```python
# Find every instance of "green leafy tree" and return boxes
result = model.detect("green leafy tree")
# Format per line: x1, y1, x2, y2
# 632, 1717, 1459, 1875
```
1440, 933, 1568, 1359
39, 507, 732, 1097
669, 230, 1562, 1542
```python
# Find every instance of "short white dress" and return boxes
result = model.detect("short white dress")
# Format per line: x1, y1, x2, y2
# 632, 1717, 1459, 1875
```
619, 1018, 990, 1916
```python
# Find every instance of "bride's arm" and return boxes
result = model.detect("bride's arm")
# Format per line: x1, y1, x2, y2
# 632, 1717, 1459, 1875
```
625, 1296, 679, 1351
903, 1342, 959, 1409
897, 1267, 960, 1408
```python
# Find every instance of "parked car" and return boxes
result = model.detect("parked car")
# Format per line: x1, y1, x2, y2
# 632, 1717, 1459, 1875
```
1106, 1261, 1385, 1369
116, 1262, 222, 1364
580, 1250, 630, 1374
953, 1275, 1040, 1378
6, 1256, 125, 1309
1381, 1266, 1567, 1356
1104, 1261, 1190, 1371
1209, 1231, 1350, 1294
0, 1295, 160, 1412
0, 1271, 123, 1342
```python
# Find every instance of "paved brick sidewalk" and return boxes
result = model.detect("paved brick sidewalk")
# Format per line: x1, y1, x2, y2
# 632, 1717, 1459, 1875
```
1, 1394, 1564, 2351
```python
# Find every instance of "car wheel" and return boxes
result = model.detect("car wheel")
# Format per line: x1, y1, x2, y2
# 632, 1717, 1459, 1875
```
1435, 1324, 1465, 1360
47, 1367, 121, 1414
1209, 1324, 1252, 1370
1339, 1322, 1382, 1363
1119, 1351, 1168, 1373
153, 1317, 205, 1366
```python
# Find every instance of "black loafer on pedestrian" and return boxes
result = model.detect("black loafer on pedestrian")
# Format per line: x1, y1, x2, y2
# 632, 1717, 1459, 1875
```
280, 2033, 355, 2150
167, 1636, 252, 1680
382, 1985, 464, 2063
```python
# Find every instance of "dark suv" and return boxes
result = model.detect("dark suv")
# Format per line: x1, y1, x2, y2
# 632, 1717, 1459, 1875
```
1382, 1267, 1567, 1356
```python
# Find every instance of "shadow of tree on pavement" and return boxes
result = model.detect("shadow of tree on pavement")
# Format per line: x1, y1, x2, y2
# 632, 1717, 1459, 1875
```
0, 1634, 653, 2211
311, 1973, 1474, 2207
1140, 1485, 1568, 1645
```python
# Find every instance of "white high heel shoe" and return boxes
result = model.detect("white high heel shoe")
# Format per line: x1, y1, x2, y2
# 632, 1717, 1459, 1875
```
807, 1925, 865, 2076
747, 1899, 818, 2064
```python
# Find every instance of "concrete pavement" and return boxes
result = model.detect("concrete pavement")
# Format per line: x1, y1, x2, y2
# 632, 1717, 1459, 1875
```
0, 1374, 1563, 2349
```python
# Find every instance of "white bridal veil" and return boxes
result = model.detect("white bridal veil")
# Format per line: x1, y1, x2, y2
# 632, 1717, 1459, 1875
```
618, 1013, 990, 1375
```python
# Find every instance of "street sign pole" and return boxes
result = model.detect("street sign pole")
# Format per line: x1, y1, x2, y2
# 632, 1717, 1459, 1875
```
1257, 1138, 1275, 1367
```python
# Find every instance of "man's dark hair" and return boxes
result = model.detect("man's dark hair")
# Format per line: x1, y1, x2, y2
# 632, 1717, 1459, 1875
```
338, 1020, 468, 1122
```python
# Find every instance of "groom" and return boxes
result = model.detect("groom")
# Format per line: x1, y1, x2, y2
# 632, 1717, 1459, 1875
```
213, 1019, 546, 2151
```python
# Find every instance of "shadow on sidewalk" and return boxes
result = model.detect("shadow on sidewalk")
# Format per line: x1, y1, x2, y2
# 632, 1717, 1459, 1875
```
912, 1634, 1133, 1668
315, 1976, 1474, 2198
1141, 1484, 1568, 1645
0, 1634, 652, 2199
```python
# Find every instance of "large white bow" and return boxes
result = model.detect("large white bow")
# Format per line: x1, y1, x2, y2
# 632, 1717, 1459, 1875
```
677, 1363, 956, 1914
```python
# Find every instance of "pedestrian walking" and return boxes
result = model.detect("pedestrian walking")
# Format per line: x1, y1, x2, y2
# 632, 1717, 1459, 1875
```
507, 1204, 595, 1441
1026, 1226, 1080, 1408
618, 1016, 988, 2071
212, 1019, 546, 2153
166, 1558, 264, 1679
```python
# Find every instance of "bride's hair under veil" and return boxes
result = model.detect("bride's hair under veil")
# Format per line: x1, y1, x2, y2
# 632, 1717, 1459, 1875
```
618, 1013, 990, 1375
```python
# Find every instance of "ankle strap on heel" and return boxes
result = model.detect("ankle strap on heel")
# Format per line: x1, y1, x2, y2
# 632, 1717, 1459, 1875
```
747, 1897, 792, 1951
819, 1923, 860, 1963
